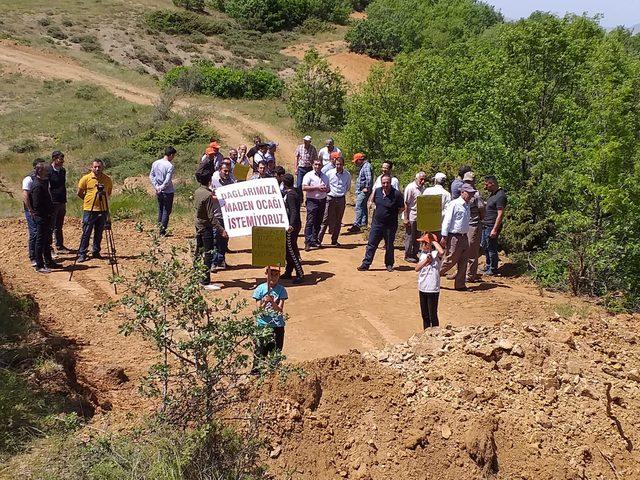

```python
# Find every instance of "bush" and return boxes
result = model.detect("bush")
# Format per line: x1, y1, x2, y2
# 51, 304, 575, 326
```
145, 9, 226, 36
74, 84, 100, 100
286, 48, 346, 129
37, 17, 51, 27
296, 17, 334, 35
218, 0, 350, 32
172, 0, 205, 11
69, 34, 103, 53
130, 118, 210, 156
163, 63, 283, 99
46, 25, 67, 40
9, 139, 38, 153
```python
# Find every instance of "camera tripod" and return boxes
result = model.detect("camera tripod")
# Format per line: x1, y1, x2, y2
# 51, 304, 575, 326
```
69, 186, 120, 293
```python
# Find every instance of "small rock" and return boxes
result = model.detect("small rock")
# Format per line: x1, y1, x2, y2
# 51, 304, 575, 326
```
627, 369, 640, 383
269, 446, 282, 459
376, 351, 389, 362
566, 361, 582, 375
441, 424, 452, 439
497, 338, 514, 351
403, 430, 426, 450
549, 330, 576, 348
511, 344, 525, 357
402, 381, 418, 396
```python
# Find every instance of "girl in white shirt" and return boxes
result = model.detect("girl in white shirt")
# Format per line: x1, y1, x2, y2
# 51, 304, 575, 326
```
415, 233, 445, 329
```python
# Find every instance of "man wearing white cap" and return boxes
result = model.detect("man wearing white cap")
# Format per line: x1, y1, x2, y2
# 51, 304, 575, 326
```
294, 135, 317, 193
423, 172, 452, 216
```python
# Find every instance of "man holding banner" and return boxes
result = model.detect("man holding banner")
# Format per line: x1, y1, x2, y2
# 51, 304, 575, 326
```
439, 183, 475, 290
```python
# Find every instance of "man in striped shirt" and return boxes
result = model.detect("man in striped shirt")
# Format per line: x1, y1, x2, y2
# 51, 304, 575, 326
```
294, 135, 317, 193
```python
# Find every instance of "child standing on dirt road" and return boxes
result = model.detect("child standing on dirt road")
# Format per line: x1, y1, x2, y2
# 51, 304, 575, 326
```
251, 266, 288, 373
415, 233, 445, 329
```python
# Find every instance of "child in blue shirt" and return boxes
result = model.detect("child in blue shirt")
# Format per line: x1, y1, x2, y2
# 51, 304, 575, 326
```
251, 266, 288, 372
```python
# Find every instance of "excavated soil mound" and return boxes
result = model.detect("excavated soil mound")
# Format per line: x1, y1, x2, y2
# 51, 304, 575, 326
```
232, 312, 640, 479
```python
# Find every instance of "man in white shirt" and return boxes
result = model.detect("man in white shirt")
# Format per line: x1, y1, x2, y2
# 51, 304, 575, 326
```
317, 138, 341, 166
149, 146, 176, 236
423, 172, 452, 216
371, 160, 401, 194
439, 183, 475, 290
403, 171, 427, 263
302, 159, 329, 251
319, 156, 351, 246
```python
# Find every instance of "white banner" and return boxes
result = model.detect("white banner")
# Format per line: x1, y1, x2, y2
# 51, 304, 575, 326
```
215, 178, 289, 238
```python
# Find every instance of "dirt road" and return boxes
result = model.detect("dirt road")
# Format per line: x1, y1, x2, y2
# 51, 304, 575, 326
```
0, 40, 298, 163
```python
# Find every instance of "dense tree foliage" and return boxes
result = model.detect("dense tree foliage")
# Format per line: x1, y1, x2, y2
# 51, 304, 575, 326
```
212, 0, 351, 32
287, 49, 347, 129
340, 14, 640, 310
346, 0, 503, 60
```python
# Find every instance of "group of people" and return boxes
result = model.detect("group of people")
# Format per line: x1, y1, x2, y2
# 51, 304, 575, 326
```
20, 137, 506, 369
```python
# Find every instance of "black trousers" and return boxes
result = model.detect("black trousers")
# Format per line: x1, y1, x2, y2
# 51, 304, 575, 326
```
362, 220, 397, 268
51, 202, 66, 249
195, 227, 214, 285
285, 225, 304, 278
419, 291, 439, 329
252, 326, 285, 371
304, 198, 326, 246
34, 215, 53, 268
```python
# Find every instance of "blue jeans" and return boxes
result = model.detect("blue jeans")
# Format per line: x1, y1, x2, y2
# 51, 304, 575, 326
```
212, 225, 228, 267
295, 166, 312, 192
24, 208, 37, 261
362, 220, 397, 268
79, 211, 107, 256
481, 225, 499, 273
156, 192, 174, 235
354, 190, 369, 228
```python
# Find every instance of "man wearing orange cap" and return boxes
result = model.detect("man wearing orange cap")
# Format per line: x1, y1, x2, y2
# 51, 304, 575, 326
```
200, 141, 223, 171
348, 153, 373, 233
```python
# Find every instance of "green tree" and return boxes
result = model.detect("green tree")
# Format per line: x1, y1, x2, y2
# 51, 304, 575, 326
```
287, 48, 347, 130
340, 13, 640, 310
172, 0, 205, 11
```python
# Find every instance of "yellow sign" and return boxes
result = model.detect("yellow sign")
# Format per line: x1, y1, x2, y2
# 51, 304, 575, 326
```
417, 194, 442, 232
233, 163, 251, 182
252, 226, 286, 267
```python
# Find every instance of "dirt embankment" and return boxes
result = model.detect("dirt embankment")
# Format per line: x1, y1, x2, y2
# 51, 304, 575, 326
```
234, 312, 640, 479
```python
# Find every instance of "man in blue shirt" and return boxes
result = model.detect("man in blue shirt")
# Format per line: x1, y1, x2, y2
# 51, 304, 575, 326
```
348, 153, 373, 233
357, 174, 405, 272
252, 266, 288, 373
149, 146, 176, 236
319, 155, 351, 246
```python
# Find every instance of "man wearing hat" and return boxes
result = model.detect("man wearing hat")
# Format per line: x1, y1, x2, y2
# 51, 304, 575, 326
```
201, 141, 223, 171
439, 183, 475, 290
47, 150, 71, 254
348, 153, 373, 233
294, 135, 317, 193
464, 172, 485, 281
254, 143, 269, 169
265, 141, 278, 165
423, 172, 452, 216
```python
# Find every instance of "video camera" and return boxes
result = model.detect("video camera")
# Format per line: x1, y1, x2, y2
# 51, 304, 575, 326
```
97, 183, 105, 192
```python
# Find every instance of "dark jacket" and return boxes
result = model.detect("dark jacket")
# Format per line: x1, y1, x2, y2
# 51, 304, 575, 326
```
284, 188, 301, 229
194, 186, 223, 233
47, 164, 67, 204
30, 178, 53, 218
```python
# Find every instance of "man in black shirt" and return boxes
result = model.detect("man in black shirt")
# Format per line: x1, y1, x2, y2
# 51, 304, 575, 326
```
47, 151, 70, 254
358, 174, 405, 272
30, 163, 61, 273
481, 175, 507, 275
280, 174, 304, 284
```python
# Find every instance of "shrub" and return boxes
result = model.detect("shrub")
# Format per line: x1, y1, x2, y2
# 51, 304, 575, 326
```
172, 0, 205, 11
145, 9, 225, 36
163, 63, 283, 99
75, 84, 100, 100
296, 17, 334, 35
70, 34, 103, 53
37, 17, 51, 26
46, 25, 67, 40
9, 139, 38, 153
287, 48, 346, 129
130, 117, 210, 156
218, 0, 350, 32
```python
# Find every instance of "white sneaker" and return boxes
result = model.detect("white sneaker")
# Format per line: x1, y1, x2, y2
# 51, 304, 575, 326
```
202, 284, 222, 291
36, 267, 51, 274
30, 260, 37, 267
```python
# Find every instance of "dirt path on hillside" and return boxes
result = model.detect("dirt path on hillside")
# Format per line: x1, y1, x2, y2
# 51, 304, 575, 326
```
0, 40, 298, 163
0, 209, 588, 422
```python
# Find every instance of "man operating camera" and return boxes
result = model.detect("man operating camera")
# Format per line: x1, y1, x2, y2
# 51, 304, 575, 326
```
76, 159, 113, 262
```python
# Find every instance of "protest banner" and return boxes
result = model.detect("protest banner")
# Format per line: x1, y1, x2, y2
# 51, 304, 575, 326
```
233, 163, 251, 182
417, 194, 442, 232
252, 226, 286, 267
215, 178, 289, 238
